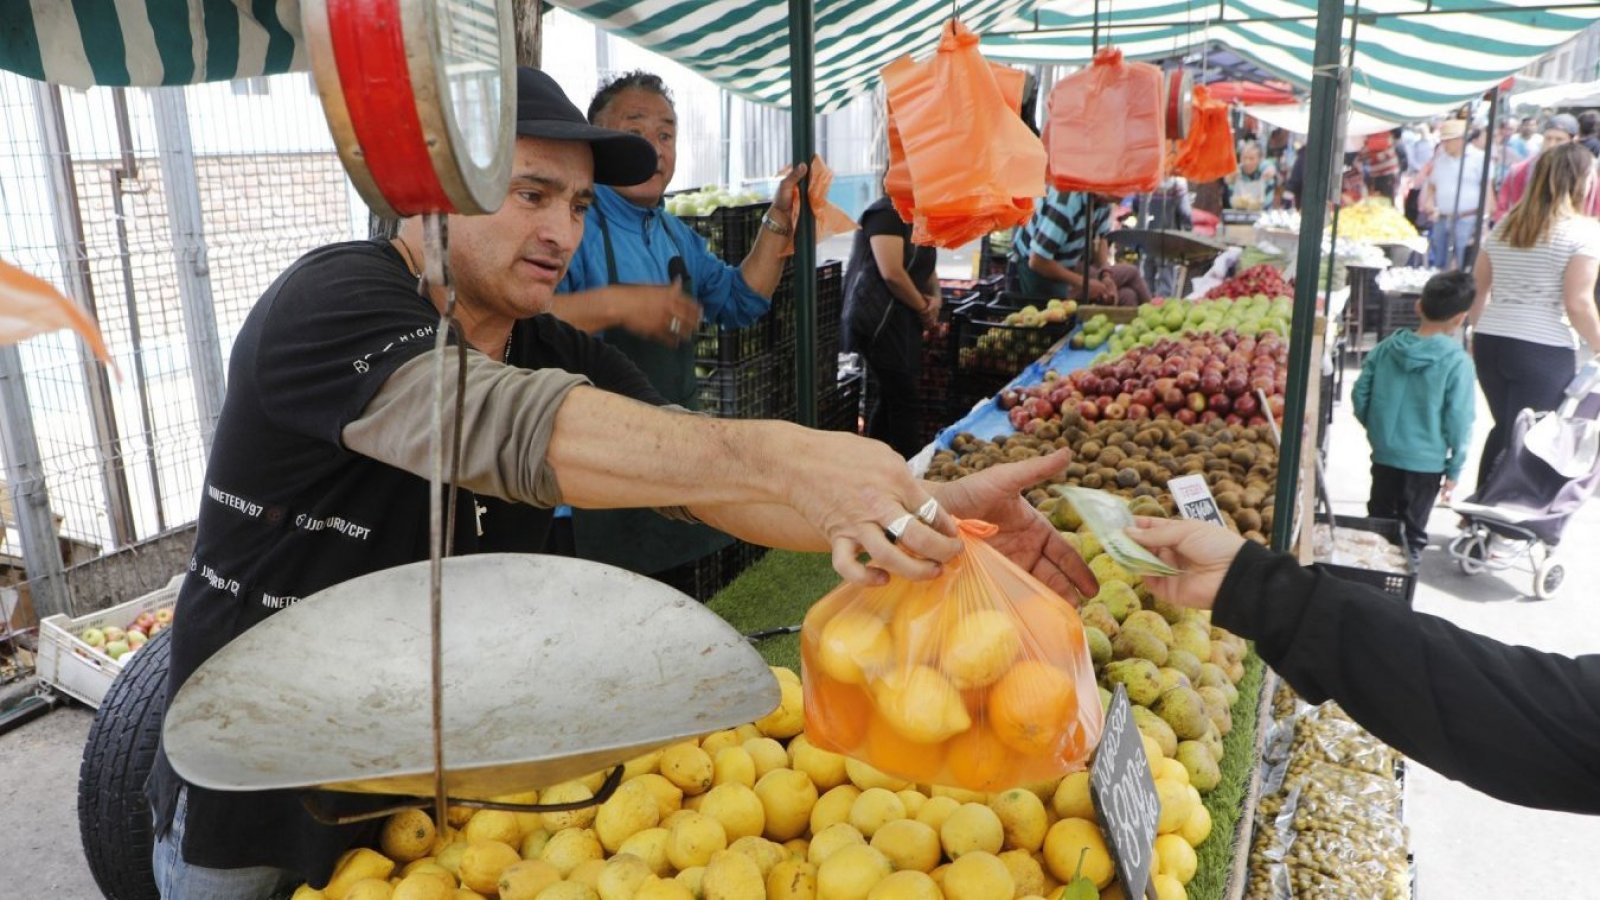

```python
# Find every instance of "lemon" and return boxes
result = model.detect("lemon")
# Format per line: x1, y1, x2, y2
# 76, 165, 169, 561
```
712, 747, 757, 788
756, 768, 819, 841
1043, 818, 1113, 888
848, 788, 907, 839
594, 853, 651, 900
757, 678, 806, 739
698, 782, 766, 842
1156, 833, 1198, 884
342, 879, 393, 900
939, 609, 1022, 689
728, 835, 788, 878
518, 828, 551, 861
494, 860, 560, 900
489, 790, 543, 841
541, 781, 598, 831
461, 811, 520, 848
864, 869, 940, 900
912, 796, 959, 833
434, 842, 469, 880
940, 851, 1014, 900
868, 819, 940, 872
325, 848, 397, 900
989, 789, 1049, 853
674, 867, 704, 896
536, 883, 598, 900
789, 735, 848, 791
818, 608, 894, 684
893, 790, 927, 820
700, 730, 743, 757
997, 849, 1046, 896
1156, 757, 1190, 786
622, 750, 664, 781
399, 861, 455, 887
616, 828, 671, 877
596, 780, 661, 852
767, 858, 819, 900
927, 785, 987, 805
1155, 779, 1195, 835
771, 665, 801, 687
810, 785, 862, 834
783, 838, 810, 861
1051, 772, 1096, 821
807, 822, 867, 866
451, 890, 484, 900
743, 738, 790, 780
290, 886, 326, 900
633, 877, 694, 900
457, 841, 520, 896
446, 806, 476, 828
702, 849, 766, 899
733, 724, 763, 743
939, 803, 1004, 859
381, 810, 438, 864
1179, 804, 1212, 848
392, 871, 453, 900
541, 828, 604, 877
659, 743, 715, 796
872, 665, 971, 743
631, 774, 685, 819
816, 843, 893, 900
844, 759, 910, 793
666, 810, 728, 871
569, 858, 606, 889
659, 810, 694, 831
1153, 872, 1188, 900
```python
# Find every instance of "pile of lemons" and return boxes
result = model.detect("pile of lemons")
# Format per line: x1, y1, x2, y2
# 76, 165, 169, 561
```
290, 666, 1211, 900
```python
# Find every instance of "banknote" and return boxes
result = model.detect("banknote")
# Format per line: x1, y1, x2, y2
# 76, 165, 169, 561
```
1053, 486, 1183, 577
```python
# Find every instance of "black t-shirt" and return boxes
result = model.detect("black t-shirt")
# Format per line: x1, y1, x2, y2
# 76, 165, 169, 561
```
147, 240, 662, 881
842, 197, 938, 349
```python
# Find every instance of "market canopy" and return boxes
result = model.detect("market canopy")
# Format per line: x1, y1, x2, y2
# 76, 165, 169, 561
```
981, 0, 1600, 124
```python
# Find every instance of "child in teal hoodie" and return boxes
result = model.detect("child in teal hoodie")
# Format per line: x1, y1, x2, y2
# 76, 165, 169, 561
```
1353, 271, 1477, 562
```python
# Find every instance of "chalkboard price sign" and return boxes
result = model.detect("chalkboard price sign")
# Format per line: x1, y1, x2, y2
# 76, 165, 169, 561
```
1090, 685, 1162, 900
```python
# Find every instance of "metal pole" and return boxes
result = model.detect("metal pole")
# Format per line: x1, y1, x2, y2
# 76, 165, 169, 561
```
789, 0, 818, 427
150, 86, 228, 454
0, 347, 69, 619
1470, 87, 1500, 273
30, 81, 137, 548
1273, 1, 1347, 552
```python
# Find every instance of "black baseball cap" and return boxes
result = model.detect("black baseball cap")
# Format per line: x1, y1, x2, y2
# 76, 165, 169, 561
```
515, 67, 656, 186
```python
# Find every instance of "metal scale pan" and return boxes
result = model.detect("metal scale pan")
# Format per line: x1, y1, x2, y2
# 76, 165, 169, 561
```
163, 554, 780, 800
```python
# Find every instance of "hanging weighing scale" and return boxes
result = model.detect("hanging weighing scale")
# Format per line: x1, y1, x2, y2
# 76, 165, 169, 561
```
163, 0, 779, 825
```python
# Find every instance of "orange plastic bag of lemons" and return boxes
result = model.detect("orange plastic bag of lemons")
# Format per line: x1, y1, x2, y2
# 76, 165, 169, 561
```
801, 520, 1103, 792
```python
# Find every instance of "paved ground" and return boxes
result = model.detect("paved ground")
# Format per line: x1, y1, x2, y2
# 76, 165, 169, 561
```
0, 698, 97, 893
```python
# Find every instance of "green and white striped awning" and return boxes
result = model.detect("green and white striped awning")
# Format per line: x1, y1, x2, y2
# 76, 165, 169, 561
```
981, 0, 1600, 124
0, 0, 305, 86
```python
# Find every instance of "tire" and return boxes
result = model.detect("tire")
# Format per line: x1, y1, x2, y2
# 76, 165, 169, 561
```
78, 627, 170, 900
1454, 534, 1488, 576
1535, 558, 1566, 601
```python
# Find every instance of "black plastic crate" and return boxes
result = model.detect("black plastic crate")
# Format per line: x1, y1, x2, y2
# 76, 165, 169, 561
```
677, 201, 769, 266
815, 260, 845, 369
698, 356, 782, 419
655, 549, 730, 603
722, 540, 768, 585
820, 374, 863, 433
1311, 512, 1417, 605
1378, 290, 1423, 341
695, 323, 769, 366
955, 300, 1073, 380
764, 261, 799, 349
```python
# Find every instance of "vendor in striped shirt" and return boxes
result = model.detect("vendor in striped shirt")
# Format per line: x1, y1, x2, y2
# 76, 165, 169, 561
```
1007, 188, 1151, 306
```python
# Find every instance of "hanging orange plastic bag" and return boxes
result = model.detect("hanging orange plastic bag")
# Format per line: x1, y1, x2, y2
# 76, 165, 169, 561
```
784, 155, 858, 256
881, 19, 1045, 248
1173, 85, 1238, 183
1047, 47, 1165, 195
801, 520, 1103, 791
0, 257, 116, 374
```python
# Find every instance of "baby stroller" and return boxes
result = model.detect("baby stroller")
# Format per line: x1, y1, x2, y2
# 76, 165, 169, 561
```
1448, 361, 1600, 599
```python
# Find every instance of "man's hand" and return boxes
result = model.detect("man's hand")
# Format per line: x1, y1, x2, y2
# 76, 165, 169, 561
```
615, 283, 703, 346
1086, 279, 1115, 303
920, 292, 943, 328
1440, 479, 1457, 504
1125, 517, 1247, 611
926, 450, 1099, 601
771, 161, 812, 217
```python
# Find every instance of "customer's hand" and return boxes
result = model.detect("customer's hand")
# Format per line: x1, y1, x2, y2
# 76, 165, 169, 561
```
920, 292, 943, 327
1124, 517, 1247, 610
617, 283, 703, 346
927, 450, 1099, 600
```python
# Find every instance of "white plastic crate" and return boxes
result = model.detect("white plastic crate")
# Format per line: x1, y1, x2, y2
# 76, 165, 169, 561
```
36, 575, 182, 709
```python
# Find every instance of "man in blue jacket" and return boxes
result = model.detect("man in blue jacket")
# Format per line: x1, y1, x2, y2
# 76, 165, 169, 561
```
549, 71, 805, 579
1352, 271, 1478, 563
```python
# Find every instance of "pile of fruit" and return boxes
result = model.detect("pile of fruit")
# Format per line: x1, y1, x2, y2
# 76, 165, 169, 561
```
1068, 313, 1117, 352
1335, 198, 1420, 245
78, 606, 172, 663
959, 302, 1076, 376
1000, 300, 1075, 329
1203, 265, 1290, 301
288, 654, 1238, 900
664, 187, 767, 218
1093, 297, 1291, 362
1248, 692, 1409, 899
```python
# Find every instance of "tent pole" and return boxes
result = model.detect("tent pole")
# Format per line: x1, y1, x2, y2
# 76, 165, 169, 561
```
1321, 0, 1363, 303
1470, 85, 1500, 273
1273, 0, 1346, 551
789, 0, 818, 427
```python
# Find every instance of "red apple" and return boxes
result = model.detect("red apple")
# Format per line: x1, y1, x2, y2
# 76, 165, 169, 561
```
1248, 415, 1271, 428
1176, 370, 1200, 391
1104, 402, 1127, 420
133, 612, 157, 633
1175, 408, 1198, 425
1162, 387, 1186, 410
1096, 395, 1114, 410
1128, 403, 1151, 420
1200, 410, 1221, 424
1122, 378, 1142, 396
1225, 413, 1244, 427
1131, 388, 1157, 409
1009, 406, 1031, 430
1078, 401, 1101, 421
154, 608, 173, 625
1224, 374, 1249, 398
1209, 393, 1233, 415
1199, 373, 1224, 395
999, 389, 1022, 410
1233, 393, 1260, 418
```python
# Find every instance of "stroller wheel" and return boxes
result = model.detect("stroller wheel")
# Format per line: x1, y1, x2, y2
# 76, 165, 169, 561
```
1454, 534, 1489, 575
1534, 557, 1566, 600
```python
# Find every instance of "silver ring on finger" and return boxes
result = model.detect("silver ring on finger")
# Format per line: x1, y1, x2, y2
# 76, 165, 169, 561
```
885, 513, 916, 543
669, 316, 682, 335
915, 498, 940, 526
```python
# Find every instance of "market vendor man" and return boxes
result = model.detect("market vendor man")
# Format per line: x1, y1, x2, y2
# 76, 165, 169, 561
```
146, 67, 1097, 899
1008, 187, 1151, 307
546, 70, 805, 582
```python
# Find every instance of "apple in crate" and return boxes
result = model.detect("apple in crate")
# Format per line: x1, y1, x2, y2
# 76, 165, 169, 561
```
105, 640, 131, 660
127, 630, 148, 649
103, 626, 126, 644
148, 622, 166, 636
154, 608, 173, 626
133, 611, 157, 633
81, 627, 106, 649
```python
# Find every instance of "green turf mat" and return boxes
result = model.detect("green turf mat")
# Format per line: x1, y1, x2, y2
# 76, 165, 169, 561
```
1189, 650, 1267, 900
705, 549, 842, 672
